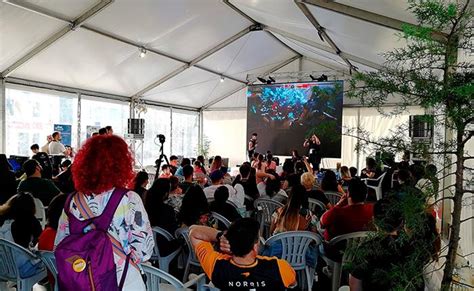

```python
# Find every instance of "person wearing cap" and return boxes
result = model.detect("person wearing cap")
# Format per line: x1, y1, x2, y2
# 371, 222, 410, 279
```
204, 170, 244, 208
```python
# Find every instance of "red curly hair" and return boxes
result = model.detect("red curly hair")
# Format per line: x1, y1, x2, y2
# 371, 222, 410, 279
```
72, 135, 134, 194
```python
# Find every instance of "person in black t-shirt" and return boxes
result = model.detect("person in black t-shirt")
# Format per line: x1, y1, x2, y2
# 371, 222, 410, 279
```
248, 133, 258, 161
303, 134, 321, 172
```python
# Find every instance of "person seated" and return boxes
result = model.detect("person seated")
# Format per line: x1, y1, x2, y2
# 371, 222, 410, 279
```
0, 154, 17, 205
178, 184, 211, 227
253, 154, 268, 184
179, 165, 195, 193
166, 176, 183, 213
145, 178, 180, 256
270, 184, 318, 235
204, 170, 244, 208
340, 166, 352, 186
53, 160, 75, 194
175, 158, 191, 177
320, 178, 374, 242
349, 167, 358, 178
233, 162, 259, 201
300, 172, 331, 212
30, 143, 40, 155
133, 170, 149, 200
17, 159, 61, 206
266, 153, 277, 170
319, 170, 345, 205
196, 155, 208, 175
38, 194, 67, 287
360, 157, 382, 180
348, 197, 439, 291
159, 164, 172, 179
0, 192, 44, 277
257, 169, 288, 204
189, 218, 296, 290
209, 186, 242, 224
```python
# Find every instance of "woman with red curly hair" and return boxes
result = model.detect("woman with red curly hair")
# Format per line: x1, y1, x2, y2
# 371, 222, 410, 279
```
54, 135, 154, 290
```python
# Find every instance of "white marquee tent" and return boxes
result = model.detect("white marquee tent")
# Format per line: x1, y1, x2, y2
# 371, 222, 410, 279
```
1, 0, 473, 282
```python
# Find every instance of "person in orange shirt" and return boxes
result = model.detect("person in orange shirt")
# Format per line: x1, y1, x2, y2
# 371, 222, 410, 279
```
189, 218, 296, 290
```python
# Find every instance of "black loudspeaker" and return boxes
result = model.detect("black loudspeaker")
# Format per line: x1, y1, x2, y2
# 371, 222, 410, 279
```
127, 118, 145, 135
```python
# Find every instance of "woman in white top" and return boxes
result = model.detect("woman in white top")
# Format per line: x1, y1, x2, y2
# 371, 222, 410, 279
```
54, 135, 154, 290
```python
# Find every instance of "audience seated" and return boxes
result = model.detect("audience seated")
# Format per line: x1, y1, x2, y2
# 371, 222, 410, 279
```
54, 135, 154, 290
179, 164, 195, 193
133, 170, 149, 200
361, 157, 382, 179
0, 192, 44, 277
257, 169, 288, 204
266, 153, 277, 170
189, 218, 296, 290
196, 155, 207, 175
145, 178, 180, 256
0, 154, 17, 204
340, 165, 352, 186
17, 159, 61, 206
233, 162, 259, 201
169, 155, 179, 175
300, 172, 331, 211
204, 170, 244, 208
209, 186, 242, 223
166, 176, 183, 213
349, 166, 358, 178
159, 164, 172, 179
348, 197, 439, 291
53, 159, 75, 194
179, 184, 210, 227
320, 178, 374, 242
175, 158, 191, 177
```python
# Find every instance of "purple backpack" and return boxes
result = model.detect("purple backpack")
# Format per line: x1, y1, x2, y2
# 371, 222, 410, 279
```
55, 188, 130, 291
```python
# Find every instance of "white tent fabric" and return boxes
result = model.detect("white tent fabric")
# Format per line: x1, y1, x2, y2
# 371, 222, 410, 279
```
0, 0, 420, 109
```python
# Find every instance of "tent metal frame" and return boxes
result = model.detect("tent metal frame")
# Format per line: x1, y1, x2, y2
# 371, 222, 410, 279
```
0, 0, 436, 113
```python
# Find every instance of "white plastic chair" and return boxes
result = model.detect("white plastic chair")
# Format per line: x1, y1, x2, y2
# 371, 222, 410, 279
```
151, 227, 181, 273
37, 250, 58, 291
254, 198, 283, 239
264, 231, 322, 290
210, 212, 231, 230
322, 231, 372, 291
0, 239, 47, 291
325, 191, 343, 205
141, 263, 206, 291
308, 198, 327, 215
363, 172, 387, 200
175, 227, 202, 282
33, 198, 47, 229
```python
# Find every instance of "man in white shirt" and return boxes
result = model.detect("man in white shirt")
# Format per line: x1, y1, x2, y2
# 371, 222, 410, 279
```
204, 170, 244, 208
48, 131, 67, 155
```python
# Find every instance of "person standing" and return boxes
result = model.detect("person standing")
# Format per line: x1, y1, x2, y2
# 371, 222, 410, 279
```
303, 134, 321, 172
48, 132, 67, 155
248, 133, 258, 161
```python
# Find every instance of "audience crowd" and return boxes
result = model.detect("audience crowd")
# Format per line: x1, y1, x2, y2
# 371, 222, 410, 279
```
0, 131, 441, 290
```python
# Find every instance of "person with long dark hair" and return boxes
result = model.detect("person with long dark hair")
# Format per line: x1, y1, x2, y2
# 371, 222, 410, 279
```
178, 184, 210, 227
0, 154, 17, 204
303, 134, 321, 172
133, 171, 149, 200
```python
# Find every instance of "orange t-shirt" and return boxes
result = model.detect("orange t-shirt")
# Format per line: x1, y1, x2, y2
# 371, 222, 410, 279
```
195, 242, 296, 290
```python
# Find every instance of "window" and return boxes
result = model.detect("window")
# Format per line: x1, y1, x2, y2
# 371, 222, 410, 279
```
80, 96, 129, 143
140, 106, 171, 166
171, 110, 199, 158
5, 87, 78, 156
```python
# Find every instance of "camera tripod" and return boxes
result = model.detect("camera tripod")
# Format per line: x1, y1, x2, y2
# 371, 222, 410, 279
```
154, 142, 169, 180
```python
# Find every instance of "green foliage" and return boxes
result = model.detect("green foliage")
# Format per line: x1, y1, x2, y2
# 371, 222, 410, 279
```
196, 135, 211, 159
346, 0, 473, 289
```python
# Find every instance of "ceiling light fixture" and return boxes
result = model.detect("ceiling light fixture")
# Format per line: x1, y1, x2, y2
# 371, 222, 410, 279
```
139, 47, 147, 58
220, 76, 225, 83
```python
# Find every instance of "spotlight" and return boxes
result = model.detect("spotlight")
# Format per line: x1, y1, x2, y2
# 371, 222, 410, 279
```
257, 77, 268, 84
139, 47, 147, 58
268, 76, 276, 83
220, 76, 225, 83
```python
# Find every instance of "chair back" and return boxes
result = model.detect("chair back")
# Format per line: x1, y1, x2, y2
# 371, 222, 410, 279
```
142, 263, 185, 289
264, 231, 322, 271
34, 198, 47, 228
211, 212, 231, 230
0, 238, 40, 281
325, 192, 342, 205
175, 227, 199, 264
151, 226, 175, 260
374, 172, 387, 186
329, 231, 372, 262
38, 250, 58, 291
254, 198, 283, 238
308, 198, 326, 216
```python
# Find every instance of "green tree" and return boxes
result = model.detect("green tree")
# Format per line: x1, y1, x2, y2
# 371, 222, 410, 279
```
347, 1, 473, 289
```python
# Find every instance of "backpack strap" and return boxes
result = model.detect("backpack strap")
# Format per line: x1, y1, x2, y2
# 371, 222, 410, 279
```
92, 187, 128, 231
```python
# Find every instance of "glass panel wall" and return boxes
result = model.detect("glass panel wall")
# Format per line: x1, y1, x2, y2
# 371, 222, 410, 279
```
171, 109, 199, 158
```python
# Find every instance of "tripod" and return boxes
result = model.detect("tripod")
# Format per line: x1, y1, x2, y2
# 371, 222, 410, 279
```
154, 142, 169, 180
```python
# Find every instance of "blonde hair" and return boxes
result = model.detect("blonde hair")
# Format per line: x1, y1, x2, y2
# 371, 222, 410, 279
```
300, 172, 315, 189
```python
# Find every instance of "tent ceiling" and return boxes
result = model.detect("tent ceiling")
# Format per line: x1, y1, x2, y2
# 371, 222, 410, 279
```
1, 0, 423, 109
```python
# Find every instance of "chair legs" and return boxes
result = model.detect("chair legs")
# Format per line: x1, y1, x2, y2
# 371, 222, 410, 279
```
332, 262, 342, 291
183, 258, 191, 282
